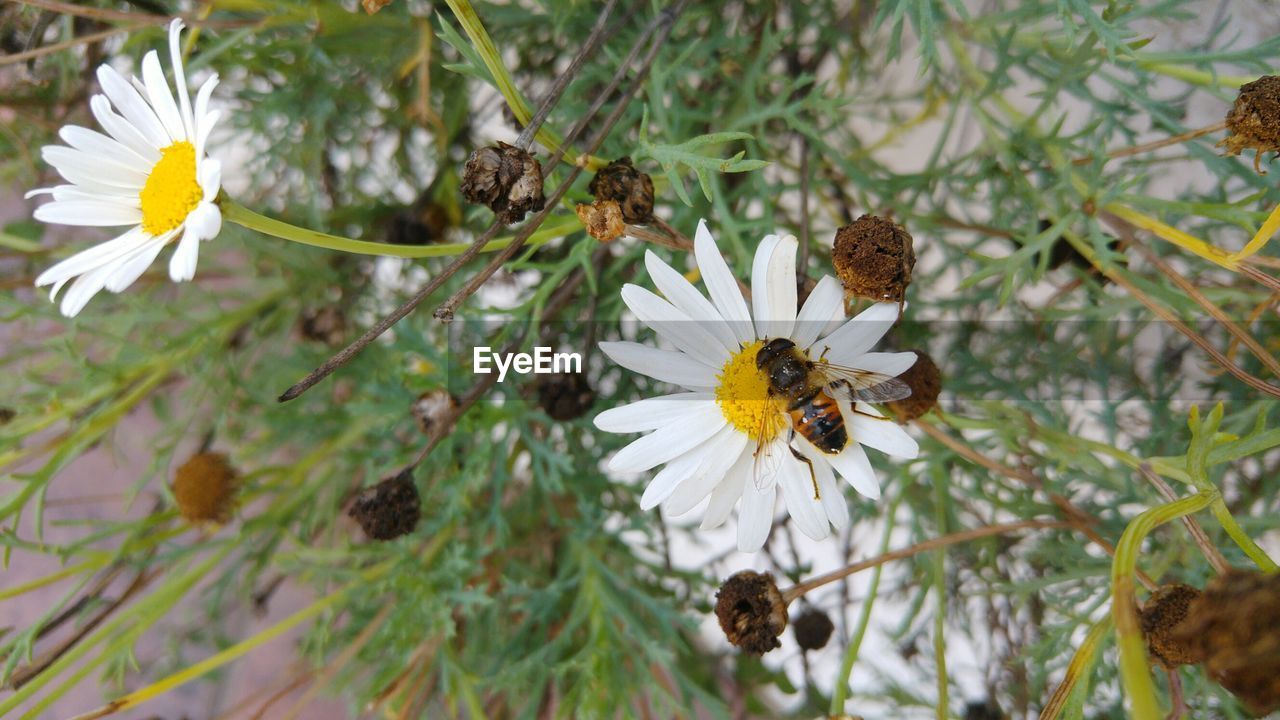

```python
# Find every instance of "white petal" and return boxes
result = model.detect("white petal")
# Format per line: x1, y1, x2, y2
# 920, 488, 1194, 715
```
644, 250, 737, 353
779, 451, 830, 541
59, 125, 152, 172
185, 201, 221, 242
662, 426, 749, 516
168, 228, 201, 281
815, 457, 848, 531
700, 446, 752, 530
141, 50, 184, 142
849, 406, 919, 458
38, 184, 138, 206
59, 263, 116, 316
737, 482, 776, 553
198, 156, 222, 198
89, 95, 161, 164
851, 351, 917, 377
598, 341, 718, 390
167, 19, 194, 139
34, 200, 142, 227
826, 441, 881, 500
751, 234, 798, 340
195, 109, 220, 172
694, 219, 754, 345
594, 393, 715, 433
607, 403, 726, 474
97, 64, 169, 148
640, 438, 718, 511
812, 302, 899, 367
103, 238, 166, 292
621, 284, 731, 369
42, 146, 147, 191
35, 227, 149, 288
794, 275, 845, 351
192, 76, 220, 161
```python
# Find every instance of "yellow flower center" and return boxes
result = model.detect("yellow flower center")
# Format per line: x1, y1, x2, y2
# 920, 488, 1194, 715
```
715, 340, 788, 442
139, 141, 202, 236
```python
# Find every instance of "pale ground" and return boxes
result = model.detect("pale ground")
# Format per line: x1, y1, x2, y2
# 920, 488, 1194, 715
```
3, 1, 1280, 719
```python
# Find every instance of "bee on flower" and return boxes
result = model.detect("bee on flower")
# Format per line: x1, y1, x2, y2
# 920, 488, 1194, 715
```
595, 220, 920, 552
27, 19, 222, 317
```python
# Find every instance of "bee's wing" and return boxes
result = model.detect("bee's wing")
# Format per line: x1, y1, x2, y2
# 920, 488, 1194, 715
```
751, 413, 786, 492
813, 361, 913, 404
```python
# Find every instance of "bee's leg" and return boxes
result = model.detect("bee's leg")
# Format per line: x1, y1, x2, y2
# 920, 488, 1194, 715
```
848, 405, 893, 421
788, 443, 820, 500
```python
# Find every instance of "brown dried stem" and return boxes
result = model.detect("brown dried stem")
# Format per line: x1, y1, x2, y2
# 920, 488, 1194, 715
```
16, 0, 254, 28
1071, 121, 1227, 166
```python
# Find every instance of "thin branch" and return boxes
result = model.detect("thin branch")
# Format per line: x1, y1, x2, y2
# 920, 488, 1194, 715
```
1137, 464, 1231, 576
1071, 121, 1227, 165
15, 0, 254, 28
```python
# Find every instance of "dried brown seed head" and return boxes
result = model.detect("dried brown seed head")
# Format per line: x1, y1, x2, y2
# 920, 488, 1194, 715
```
714, 570, 788, 655
536, 372, 596, 421
1222, 76, 1280, 173
298, 305, 347, 347
792, 608, 834, 651
1173, 570, 1280, 716
832, 215, 915, 303
172, 452, 239, 524
587, 157, 655, 224
348, 469, 421, 541
887, 350, 940, 422
461, 142, 546, 224
1140, 583, 1205, 669
575, 200, 626, 242
412, 389, 458, 439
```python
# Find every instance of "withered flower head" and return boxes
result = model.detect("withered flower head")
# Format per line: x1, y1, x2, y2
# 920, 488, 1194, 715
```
792, 608, 835, 651
1221, 76, 1280, 173
172, 452, 239, 524
412, 389, 458, 439
536, 372, 596, 421
298, 305, 347, 347
886, 350, 940, 422
714, 570, 788, 655
1173, 570, 1280, 716
348, 469, 421, 541
1139, 583, 1204, 669
587, 157, 655, 224
832, 214, 915, 303
461, 142, 546, 224
575, 200, 625, 242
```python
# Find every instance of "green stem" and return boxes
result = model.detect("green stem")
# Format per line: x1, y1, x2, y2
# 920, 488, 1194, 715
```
220, 198, 578, 259
1112, 492, 1216, 720
1210, 497, 1278, 572
932, 475, 950, 720
830, 494, 900, 715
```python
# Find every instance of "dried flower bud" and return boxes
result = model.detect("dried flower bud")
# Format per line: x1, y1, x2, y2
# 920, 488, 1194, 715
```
886, 350, 940, 422
792, 608, 834, 651
298, 305, 347, 347
1140, 583, 1204, 669
587, 157, 655, 224
576, 200, 626, 242
832, 214, 915, 304
536, 372, 596, 421
714, 570, 788, 655
172, 452, 239, 524
1173, 570, 1280, 716
412, 389, 457, 438
964, 700, 1006, 720
348, 469, 421, 541
461, 142, 545, 224
1221, 76, 1280, 173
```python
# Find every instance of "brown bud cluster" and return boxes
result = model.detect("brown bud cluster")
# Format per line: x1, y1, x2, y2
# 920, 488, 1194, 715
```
1221, 76, 1280, 173
792, 608, 835, 651
172, 452, 239, 524
461, 142, 545, 224
1173, 570, 1280, 716
536, 372, 596, 421
832, 214, 915, 304
1139, 583, 1204, 669
575, 200, 625, 242
887, 350, 941, 422
298, 305, 347, 347
412, 389, 458, 439
587, 157, 655, 224
348, 469, 422, 541
714, 571, 788, 655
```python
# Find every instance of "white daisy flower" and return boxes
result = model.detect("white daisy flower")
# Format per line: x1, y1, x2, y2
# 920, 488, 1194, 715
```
27, 19, 223, 317
594, 220, 920, 553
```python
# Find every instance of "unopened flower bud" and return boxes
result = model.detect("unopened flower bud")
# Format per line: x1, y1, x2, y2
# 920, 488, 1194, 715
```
172, 452, 239, 524
587, 157, 655, 224
887, 350, 940, 422
461, 142, 546, 224
536, 372, 596, 421
348, 469, 421, 541
1139, 583, 1204, 669
576, 200, 625, 242
832, 215, 915, 304
792, 608, 834, 651
1221, 76, 1280, 174
714, 570, 788, 655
